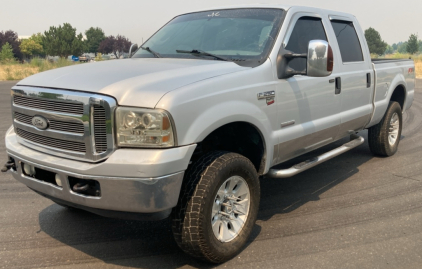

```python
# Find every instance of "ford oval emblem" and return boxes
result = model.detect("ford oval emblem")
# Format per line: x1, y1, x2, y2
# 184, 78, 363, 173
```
32, 115, 49, 130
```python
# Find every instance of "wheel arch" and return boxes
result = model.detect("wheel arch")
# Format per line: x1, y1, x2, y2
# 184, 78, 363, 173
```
190, 121, 268, 175
390, 84, 406, 111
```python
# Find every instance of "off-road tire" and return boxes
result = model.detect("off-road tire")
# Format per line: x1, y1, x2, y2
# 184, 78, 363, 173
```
368, 101, 402, 156
171, 151, 260, 263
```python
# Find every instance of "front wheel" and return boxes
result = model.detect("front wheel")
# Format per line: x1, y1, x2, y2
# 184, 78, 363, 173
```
171, 151, 260, 263
368, 101, 402, 156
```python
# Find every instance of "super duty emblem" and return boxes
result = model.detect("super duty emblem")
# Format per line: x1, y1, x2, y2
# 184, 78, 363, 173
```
257, 91, 275, 100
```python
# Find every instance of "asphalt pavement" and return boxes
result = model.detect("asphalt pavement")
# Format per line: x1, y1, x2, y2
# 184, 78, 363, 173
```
1, 80, 422, 269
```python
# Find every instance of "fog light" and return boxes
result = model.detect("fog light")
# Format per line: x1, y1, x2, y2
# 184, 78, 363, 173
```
55, 174, 62, 187
23, 163, 36, 176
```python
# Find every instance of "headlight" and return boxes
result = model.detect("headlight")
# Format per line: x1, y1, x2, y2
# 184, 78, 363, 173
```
116, 107, 175, 148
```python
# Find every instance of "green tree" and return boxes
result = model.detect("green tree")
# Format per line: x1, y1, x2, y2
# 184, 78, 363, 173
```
406, 34, 419, 54
98, 35, 132, 59
0, 30, 22, 60
392, 43, 398, 51
20, 34, 44, 57
384, 45, 394, 55
43, 23, 85, 58
85, 27, 105, 55
0, 42, 15, 62
398, 42, 408, 53
364, 27, 387, 55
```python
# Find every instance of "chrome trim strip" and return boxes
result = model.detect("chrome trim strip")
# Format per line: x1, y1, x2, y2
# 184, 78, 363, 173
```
280, 120, 295, 128
305, 137, 333, 150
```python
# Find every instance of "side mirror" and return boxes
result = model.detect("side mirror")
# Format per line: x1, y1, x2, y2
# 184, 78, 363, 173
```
307, 40, 333, 77
129, 43, 138, 58
277, 39, 333, 79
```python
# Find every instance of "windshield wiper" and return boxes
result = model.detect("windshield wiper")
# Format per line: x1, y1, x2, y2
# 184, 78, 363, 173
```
141, 46, 161, 58
176, 49, 230, 61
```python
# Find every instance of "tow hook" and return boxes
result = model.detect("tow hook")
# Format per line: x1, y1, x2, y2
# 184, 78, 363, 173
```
1, 158, 16, 172
73, 182, 89, 192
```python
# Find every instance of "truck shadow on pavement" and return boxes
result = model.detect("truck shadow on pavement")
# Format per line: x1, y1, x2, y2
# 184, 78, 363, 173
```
38, 130, 375, 269
258, 130, 375, 222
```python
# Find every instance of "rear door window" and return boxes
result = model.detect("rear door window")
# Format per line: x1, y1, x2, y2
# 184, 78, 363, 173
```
285, 17, 327, 71
330, 20, 364, 63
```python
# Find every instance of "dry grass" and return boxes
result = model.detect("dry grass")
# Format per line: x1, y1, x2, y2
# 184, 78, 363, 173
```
0, 58, 79, 81
415, 61, 422, 78
0, 64, 38, 81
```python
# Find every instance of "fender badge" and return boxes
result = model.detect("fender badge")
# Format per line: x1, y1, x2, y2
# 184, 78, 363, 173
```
266, 97, 275, 106
257, 91, 275, 100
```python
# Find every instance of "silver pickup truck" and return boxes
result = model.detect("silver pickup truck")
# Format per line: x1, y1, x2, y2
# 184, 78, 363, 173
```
3, 5, 415, 263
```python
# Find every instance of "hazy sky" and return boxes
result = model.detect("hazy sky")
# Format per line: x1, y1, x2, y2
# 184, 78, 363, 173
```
1, 0, 420, 45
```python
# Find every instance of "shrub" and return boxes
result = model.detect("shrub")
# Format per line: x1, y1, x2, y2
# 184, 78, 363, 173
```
0, 43, 15, 63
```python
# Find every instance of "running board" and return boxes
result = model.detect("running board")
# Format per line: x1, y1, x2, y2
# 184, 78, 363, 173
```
267, 134, 365, 178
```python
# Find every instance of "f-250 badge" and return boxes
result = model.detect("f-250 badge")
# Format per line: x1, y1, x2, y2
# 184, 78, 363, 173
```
257, 91, 275, 105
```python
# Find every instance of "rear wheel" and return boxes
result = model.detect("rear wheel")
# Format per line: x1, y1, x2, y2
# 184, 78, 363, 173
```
171, 151, 260, 263
368, 101, 402, 156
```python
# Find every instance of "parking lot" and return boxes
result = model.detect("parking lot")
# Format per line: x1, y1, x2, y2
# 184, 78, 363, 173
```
1, 80, 422, 269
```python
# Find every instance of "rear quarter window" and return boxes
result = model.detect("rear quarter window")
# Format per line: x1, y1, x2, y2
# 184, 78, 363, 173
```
330, 20, 364, 63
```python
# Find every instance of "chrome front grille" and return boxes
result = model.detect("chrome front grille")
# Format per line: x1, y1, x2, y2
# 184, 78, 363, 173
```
93, 105, 107, 153
14, 112, 85, 134
14, 95, 84, 115
11, 87, 116, 162
16, 128, 86, 153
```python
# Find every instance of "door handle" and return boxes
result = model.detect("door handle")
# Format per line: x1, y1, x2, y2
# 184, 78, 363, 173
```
335, 77, 341, 94
367, 73, 371, 88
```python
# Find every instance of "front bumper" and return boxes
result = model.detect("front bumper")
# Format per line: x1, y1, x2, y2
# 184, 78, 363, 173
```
5, 127, 196, 220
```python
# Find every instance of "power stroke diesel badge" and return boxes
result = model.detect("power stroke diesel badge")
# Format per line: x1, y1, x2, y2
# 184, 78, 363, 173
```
32, 115, 49, 130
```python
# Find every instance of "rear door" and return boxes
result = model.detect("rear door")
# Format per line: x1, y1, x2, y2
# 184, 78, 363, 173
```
328, 16, 373, 138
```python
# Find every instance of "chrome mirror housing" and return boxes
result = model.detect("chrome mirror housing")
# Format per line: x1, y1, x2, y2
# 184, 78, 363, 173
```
306, 40, 334, 77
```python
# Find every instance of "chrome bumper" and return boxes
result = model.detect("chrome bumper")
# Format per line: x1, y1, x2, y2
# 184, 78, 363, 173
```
5, 127, 196, 220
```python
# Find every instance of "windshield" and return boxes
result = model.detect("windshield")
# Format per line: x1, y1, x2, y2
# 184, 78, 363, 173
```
133, 8, 285, 67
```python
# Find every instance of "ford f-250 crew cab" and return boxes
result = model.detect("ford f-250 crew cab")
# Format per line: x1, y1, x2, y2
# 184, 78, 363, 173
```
2, 5, 415, 263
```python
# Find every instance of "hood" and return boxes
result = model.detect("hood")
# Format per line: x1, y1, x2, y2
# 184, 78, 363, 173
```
17, 58, 249, 107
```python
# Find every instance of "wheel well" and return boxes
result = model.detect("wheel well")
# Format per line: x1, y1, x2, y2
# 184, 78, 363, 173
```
390, 85, 405, 110
192, 122, 266, 174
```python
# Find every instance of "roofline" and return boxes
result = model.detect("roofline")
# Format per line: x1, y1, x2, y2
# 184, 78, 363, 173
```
177, 4, 355, 19
180, 4, 292, 16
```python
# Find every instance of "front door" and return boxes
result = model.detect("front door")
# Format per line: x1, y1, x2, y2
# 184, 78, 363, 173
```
273, 14, 342, 164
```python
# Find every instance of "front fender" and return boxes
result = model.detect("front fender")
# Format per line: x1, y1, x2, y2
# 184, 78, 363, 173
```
156, 60, 278, 174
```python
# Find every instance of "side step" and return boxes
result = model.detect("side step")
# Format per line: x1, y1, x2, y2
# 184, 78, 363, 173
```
267, 134, 365, 178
